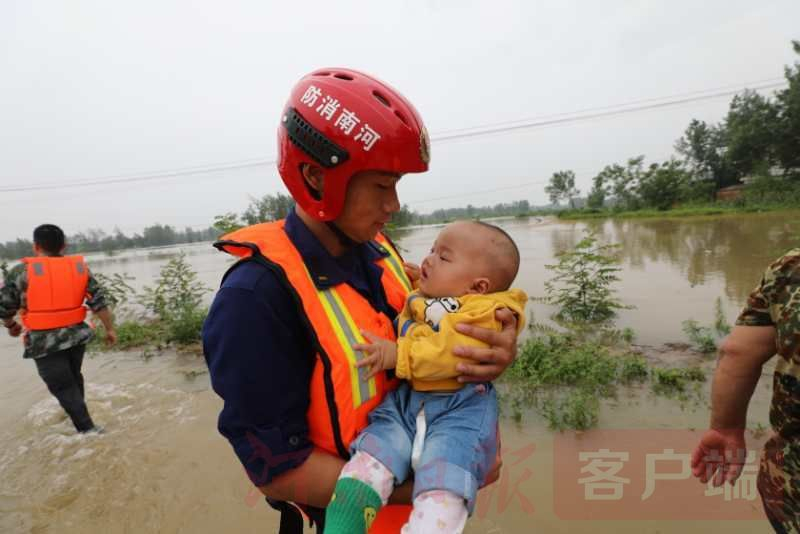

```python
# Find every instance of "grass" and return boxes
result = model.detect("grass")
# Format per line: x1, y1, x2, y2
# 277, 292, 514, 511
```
89, 321, 159, 351
504, 333, 655, 430
502, 332, 709, 431
682, 319, 718, 354
556, 205, 800, 221
651, 367, 706, 395
89, 310, 207, 354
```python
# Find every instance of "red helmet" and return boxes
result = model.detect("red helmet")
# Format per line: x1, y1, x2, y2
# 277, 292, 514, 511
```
277, 68, 430, 221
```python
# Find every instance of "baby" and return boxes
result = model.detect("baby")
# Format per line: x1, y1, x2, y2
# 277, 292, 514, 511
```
325, 220, 527, 534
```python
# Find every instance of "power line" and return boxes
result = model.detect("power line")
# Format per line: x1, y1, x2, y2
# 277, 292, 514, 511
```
0, 157, 276, 193
430, 81, 786, 142
431, 77, 786, 137
1, 78, 787, 194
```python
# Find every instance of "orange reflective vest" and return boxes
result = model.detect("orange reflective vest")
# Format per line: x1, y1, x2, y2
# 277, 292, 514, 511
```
21, 255, 89, 331
216, 220, 412, 458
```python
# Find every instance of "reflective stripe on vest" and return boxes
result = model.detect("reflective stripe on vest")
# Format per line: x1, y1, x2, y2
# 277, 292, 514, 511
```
374, 236, 413, 295
20, 255, 89, 330
215, 220, 409, 458
316, 276, 378, 407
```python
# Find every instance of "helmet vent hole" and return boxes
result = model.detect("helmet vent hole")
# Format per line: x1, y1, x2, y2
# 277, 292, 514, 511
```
333, 73, 354, 81
312, 71, 331, 77
394, 109, 410, 127
372, 90, 391, 107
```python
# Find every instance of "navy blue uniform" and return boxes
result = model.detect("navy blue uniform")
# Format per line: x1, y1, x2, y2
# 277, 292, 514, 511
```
202, 210, 397, 485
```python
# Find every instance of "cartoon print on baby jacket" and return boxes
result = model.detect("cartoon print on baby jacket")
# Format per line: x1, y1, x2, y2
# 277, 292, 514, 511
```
423, 297, 460, 330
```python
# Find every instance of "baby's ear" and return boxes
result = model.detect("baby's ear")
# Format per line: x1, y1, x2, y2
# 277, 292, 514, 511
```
470, 278, 490, 295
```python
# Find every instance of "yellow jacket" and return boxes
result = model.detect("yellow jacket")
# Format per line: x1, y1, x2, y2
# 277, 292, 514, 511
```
395, 289, 528, 391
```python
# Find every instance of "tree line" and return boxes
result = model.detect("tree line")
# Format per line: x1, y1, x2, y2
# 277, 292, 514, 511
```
0, 224, 218, 260
545, 41, 800, 212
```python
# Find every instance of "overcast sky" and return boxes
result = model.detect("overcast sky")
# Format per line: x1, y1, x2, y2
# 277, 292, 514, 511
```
1, 0, 798, 242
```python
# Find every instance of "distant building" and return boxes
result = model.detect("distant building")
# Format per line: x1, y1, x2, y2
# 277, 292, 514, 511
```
715, 184, 747, 201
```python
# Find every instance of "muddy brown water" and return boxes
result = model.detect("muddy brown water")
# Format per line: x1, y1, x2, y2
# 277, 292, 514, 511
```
1, 213, 796, 533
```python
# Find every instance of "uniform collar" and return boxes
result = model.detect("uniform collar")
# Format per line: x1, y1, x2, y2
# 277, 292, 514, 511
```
283, 209, 389, 289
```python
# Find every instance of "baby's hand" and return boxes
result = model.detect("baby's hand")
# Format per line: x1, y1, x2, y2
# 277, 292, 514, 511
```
353, 330, 398, 381
403, 262, 421, 285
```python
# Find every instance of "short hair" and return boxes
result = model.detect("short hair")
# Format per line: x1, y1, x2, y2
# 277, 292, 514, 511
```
33, 224, 65, 254
473, 221, 520, 291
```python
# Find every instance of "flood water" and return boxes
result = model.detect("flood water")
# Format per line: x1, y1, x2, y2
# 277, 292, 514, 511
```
1, 212, 796, 533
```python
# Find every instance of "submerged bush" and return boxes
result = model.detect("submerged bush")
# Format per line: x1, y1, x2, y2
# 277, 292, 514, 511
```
543, 232, 630, 323
540, 389, 599, 431
91, 253, 209, 352
682, 297, 732, 354
651, 367, 706, 398
505, 333, 649, 431
140, 253, 210, 347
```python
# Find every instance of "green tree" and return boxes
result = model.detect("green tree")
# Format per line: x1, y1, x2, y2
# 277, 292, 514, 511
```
242, 192, 296, 225
390, 204, 416, 227
637, 159, 689, 210
142, 224, 177, 247
775, 40, 800, 176
586, 173, 607, 209
675, 119, 736, 194
545, 170, 580, 208
213, 213, 243, 235
725, 89, 779, 177
592, 157, 645, 211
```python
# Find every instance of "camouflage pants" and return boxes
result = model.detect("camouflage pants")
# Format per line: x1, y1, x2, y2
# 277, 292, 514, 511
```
758, 436, 800, 533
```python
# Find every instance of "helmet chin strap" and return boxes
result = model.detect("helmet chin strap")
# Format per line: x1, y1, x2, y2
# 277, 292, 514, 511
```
325, 220, 360, 249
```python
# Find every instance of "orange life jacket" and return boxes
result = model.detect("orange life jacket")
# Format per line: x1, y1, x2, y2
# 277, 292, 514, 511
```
216, 220, 412, 458
21, 255, 89, 331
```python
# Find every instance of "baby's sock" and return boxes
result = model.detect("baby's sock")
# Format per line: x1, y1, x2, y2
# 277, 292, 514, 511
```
325, 451, 394, 533
401, 490, 468, 534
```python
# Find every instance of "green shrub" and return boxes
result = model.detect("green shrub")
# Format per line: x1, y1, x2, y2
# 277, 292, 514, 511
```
682, 319, 717, 353
540, 390, 599, 431
544, 232, 630, 323
165, 306, 208, 345
651, 367, 706, 395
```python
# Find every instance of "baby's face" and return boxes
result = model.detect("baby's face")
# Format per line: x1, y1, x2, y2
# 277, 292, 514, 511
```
418, 222, 489, 297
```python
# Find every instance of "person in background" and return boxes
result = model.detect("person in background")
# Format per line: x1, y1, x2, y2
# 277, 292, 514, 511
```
691, 248, 800, 533
0, 224, 117, 433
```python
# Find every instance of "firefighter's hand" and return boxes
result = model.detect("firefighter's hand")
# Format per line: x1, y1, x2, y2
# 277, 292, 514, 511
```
454, 308, 518, 382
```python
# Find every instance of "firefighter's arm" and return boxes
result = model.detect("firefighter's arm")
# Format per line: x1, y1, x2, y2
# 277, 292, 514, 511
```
259, 448, 413, 507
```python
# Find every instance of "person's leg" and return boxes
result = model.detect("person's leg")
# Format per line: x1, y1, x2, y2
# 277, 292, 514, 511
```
758, 437, 800, 533
406, 383, 499, 533
68, 344, 87, 399
34, 346, 95, 432
325, 384, 417, 534
402, 490, 468, 533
